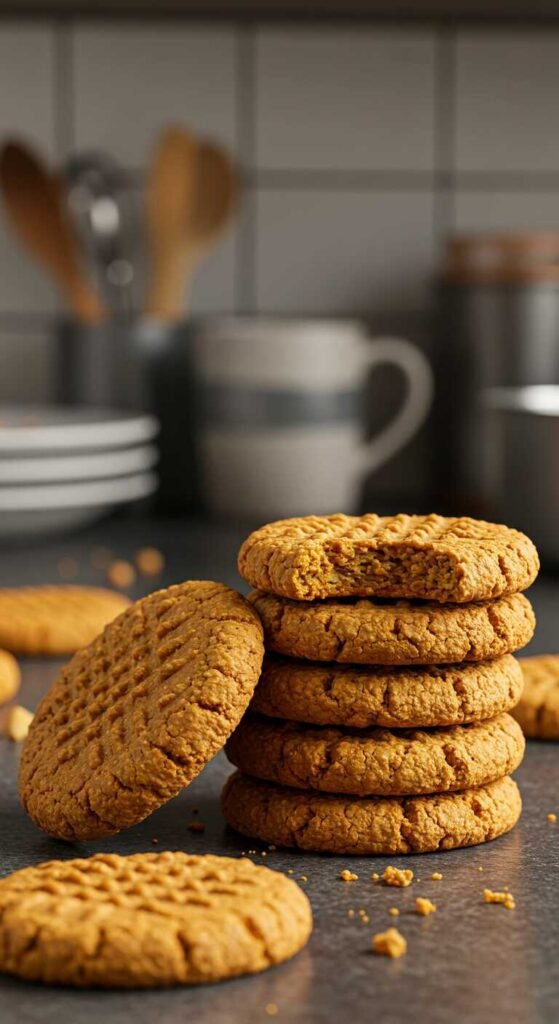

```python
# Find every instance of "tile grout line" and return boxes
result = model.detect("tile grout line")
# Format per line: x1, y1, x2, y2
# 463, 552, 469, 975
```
235, 22, 257, 315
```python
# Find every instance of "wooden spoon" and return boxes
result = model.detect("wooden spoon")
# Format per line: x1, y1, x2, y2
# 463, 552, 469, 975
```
144, 126, 198, 320
144, 129, 238, 320
0, 141, 105, 324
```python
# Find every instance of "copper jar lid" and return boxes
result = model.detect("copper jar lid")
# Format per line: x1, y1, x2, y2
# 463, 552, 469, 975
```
442, 232, 559, 285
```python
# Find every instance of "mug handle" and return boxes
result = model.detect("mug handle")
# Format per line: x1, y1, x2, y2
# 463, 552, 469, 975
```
355, 337, 434, 473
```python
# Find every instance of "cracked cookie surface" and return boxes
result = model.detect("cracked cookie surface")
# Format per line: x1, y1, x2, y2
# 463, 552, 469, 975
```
513, 655, 559, 739
249, 591, 535, 665
19, 581, 264, 840
0, 851, 311, 987
226, 712, 525, 796
238, 513, 539, 603
221, 773, 522, 854
251, 654, 523, 729
0, 585, 131, 655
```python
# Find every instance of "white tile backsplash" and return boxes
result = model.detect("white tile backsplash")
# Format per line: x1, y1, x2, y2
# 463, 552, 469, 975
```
0, 24, 56, 159
455, 31, 559, 173
255, 28, 436, 172
73, 24, 238, 167
255, 189, 436, 314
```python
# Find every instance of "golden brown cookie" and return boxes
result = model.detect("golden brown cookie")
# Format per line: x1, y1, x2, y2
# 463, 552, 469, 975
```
238, 513, 539, 603
0, 851, 312, 988
0, 649, 20, 704
226, 712, 525, 796
252, 654, 523, 729
513, 655, 559, 739
221, 772, 522, 854
249, 590, 535, 666
19, 581, 264, 841
0, 586, 131, 655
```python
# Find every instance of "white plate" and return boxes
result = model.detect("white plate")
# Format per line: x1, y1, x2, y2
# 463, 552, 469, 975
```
0, 444, 159, 484
0, 472, 158, 538
0, 406, 159, 454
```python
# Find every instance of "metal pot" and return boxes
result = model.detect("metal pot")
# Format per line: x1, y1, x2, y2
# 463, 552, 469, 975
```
481, 385, 559, 563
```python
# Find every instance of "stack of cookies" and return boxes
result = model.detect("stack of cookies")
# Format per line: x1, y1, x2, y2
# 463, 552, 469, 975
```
222, 513, 539, 856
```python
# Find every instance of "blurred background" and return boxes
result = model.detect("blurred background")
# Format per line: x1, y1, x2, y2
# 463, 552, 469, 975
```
1, 3, 559, 566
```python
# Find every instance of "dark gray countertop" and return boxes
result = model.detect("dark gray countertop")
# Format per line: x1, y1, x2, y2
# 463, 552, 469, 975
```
1, 515, 558, 1024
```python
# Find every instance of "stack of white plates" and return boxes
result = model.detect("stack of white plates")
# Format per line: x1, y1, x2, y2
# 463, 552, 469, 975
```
0, 406, 159, 537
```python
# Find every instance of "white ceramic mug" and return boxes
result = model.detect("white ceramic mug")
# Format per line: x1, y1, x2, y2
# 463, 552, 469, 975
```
193, 318, 434, 519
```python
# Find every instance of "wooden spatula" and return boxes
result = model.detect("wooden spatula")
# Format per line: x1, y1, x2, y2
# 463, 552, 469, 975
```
0, 140, 105, 324
144, 128, 238, 321
144, 126, 198, 320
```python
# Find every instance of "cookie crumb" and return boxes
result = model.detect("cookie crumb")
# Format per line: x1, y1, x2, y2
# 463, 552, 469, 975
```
135, 547, 165, 577
478, 866, 484, 872
152, 838, 159, 845
547, 813, 557, 823
265, 1005, 279, 1017
299, 875, 308, 882
268, 844, 277, 851
107, 560, 136, 589
348, 909, 355, 918
340, 869, 358, 882
371, 872, 380, 881
287, 869, 294, 875
483, 888, 516, 910
416, 897, 437, 916
188, 820, 205, 833
261, 851, 267, 857
5, 705, 33, 741
91, 546, 112, 569
382, 866, 413, 888
372, 927, 407, 959
388, 907, 400, 917
57, 557, 78, 580
431, 872, 443, 881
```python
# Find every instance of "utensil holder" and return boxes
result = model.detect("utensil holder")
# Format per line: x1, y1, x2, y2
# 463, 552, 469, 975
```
55, 318, 200, 510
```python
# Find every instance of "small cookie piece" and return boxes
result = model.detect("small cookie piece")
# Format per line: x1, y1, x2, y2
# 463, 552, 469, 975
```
0, 852, 312, 988
221, 773, 522, 855
226, 713, 525, 796
19, 581, 264, 840
5, 705, 33, 741
0, 649, 20, 704
252, 654, 523, 728
135, 547, 165, 577
238, 513, 539, 603
0, 586, 131, 655
513, 655, 559, 739
372, 927, 407, 958
249, 591, 535, 666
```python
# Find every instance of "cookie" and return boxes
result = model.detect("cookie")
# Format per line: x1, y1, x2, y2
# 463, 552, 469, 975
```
19, 581, 264, 840
0, 586, 131, 655
513, 655, 559, 739
249, 590, 535, 666
251, 654, 523, 729
0, 851, 312, 987
221, 772, 522, 855
226, 712, 525, 796
238, 513, 539, 603
0, 649, 20, 704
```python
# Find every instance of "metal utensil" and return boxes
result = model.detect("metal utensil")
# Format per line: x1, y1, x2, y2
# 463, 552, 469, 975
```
63, 151, 136, 321
0, 140, 105, 324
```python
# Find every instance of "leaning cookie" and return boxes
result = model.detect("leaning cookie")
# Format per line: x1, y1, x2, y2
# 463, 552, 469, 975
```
19, 581, 264, 840
0, 852, 312, 987
226, 712, 525, 797
222, 773, 522, 855
251, 654, 523, 729
0, 585, 131, 655
249, 591, 535, 666
513, 655, 559, 739
238, 513, 539, 603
